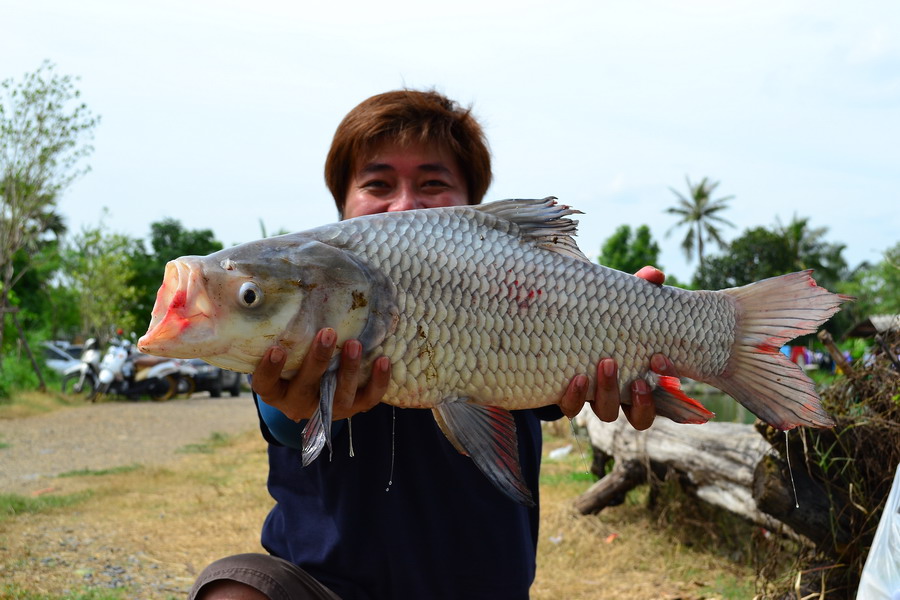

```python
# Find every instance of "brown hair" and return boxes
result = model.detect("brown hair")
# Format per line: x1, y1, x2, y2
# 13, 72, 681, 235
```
324, 89, 492, 215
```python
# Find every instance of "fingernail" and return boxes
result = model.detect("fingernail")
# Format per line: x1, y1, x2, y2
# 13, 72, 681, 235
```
320, 328, 336, 347
574, 374, 587, 393
634, 380, 651, 396
602, 360, 615, 378
345, 341, 361, 360
651, 354, 667, 372
270, 347, 285, 363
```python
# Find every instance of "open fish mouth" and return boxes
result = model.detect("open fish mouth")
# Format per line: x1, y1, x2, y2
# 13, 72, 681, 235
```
138, 259, 218, 358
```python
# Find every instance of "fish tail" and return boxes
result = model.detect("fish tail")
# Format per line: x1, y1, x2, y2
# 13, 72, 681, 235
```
707, 270, 852, 430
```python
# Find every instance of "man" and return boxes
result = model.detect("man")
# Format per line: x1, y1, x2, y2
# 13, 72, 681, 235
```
192, 89, 675, 600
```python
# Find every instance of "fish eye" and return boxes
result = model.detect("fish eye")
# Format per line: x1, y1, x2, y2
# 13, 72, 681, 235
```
238, 281, 263, 308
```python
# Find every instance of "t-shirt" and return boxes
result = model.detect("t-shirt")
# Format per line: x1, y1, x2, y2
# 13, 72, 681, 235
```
256, 396, 561, 600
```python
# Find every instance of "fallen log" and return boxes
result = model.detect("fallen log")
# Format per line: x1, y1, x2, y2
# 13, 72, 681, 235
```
576, 412, 789, 532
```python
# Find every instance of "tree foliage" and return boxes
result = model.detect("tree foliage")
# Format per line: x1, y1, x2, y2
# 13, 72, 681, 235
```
665, 176, 735, 271
598, 224, 661, 275
62, 219, 140, 342
0, 61, 98, 352
693, 221, 849, 290
841, 242, 900, 322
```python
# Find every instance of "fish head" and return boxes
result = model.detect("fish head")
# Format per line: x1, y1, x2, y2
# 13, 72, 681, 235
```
137, 235, 381, 375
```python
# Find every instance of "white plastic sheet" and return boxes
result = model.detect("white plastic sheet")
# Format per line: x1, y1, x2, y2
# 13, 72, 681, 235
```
858, 463, 900, 599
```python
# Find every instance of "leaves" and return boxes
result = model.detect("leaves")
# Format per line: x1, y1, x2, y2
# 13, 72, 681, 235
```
1, 61, 99, 353
598, 224, 661, 275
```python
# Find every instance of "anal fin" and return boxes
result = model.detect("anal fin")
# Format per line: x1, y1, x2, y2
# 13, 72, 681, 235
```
433, 401, 535, 507
651, 375, 715, 424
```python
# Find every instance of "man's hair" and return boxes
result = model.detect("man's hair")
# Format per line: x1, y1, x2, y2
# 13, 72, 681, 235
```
325, 89, 492, 215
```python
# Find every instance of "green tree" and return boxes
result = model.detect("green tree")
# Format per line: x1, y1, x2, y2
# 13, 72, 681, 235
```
598, 224, 661, 275
693, 227, 792, 290
665, 176, 735, 272
128, 219, 223, 331
842, 242, 900, 320
0, 61, 98, 352
63, 220, 140, 342
775, 215, 848, 291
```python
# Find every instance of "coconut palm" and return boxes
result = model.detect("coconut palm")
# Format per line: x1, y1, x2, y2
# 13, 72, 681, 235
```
665, 176, 735, 271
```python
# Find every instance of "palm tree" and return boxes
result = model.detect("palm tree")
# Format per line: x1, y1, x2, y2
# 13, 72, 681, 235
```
665, 176, 735, 271
775, 215, 847, 288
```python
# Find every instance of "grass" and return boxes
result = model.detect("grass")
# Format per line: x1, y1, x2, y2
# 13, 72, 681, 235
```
532, 433, 759, 600
0, 389, 86, 421
0, 584, 147, 600
58, 465, 142, 478
0, 491, 93, 522
177, 431, 232, 454
1, 408, 767, 599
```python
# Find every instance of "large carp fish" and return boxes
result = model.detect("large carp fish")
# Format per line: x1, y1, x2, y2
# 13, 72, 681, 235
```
138, 198, 849, 505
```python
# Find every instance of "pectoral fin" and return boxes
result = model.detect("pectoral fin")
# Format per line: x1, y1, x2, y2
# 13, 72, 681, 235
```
433, 401, 535, 507
301, 358, 339, 466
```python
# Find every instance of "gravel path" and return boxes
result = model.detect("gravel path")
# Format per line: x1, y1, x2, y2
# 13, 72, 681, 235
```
0, 394, 260, 494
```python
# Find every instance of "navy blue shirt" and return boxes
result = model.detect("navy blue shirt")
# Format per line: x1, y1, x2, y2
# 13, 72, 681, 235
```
256, 397, 562, 599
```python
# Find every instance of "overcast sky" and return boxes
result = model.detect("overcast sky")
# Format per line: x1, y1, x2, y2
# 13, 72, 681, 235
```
4, 0, 898, 283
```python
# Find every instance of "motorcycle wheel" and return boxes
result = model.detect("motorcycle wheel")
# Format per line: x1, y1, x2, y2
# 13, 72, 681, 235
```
177, 375, 197, 398
61, 373, 96, 401
150, 374, 178, 402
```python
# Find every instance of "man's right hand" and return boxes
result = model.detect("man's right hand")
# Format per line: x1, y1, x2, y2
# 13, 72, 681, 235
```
251, 328, 391, 422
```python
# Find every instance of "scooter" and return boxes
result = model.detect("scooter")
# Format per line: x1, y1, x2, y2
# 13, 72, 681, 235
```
61, 338, 103, 401
95, 340, 182, 401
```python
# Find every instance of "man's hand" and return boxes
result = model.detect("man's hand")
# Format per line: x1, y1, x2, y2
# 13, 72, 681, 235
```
251, 328, 391, 422
557, 265, 676, 431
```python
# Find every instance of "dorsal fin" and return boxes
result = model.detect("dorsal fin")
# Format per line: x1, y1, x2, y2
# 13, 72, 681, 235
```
475, 197, 590, 262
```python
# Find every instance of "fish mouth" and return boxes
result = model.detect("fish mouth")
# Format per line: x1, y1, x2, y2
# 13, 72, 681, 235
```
137, 259, 218, 358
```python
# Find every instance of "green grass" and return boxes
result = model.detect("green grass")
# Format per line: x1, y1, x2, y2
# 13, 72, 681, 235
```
696, 574, 756, 599
0, 584, 179, 600
176, 431, 231, 454
0, 491, 93, 522
57, 464, 142, 478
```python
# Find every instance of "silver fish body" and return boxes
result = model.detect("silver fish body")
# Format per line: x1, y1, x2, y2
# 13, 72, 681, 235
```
138, 198, 848, 505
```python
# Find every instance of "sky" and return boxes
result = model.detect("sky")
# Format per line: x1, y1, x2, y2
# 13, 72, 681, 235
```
3, 0, 899, 283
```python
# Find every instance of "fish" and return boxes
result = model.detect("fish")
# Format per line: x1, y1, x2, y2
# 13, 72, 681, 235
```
137, 197, 850, 506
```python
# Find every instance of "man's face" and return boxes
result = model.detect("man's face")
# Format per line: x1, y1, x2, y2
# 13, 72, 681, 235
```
343, 141, 469, 219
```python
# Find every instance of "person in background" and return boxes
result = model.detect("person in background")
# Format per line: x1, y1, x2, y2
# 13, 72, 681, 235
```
191, 89, 677, 600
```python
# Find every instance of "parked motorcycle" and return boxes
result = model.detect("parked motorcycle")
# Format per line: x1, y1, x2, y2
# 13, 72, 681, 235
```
61, 338, 103, 401
174, 359, 200, 397
95, 340, 182, 401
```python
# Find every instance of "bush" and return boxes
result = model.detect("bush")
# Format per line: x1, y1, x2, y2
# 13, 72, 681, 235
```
0, 353, 43, 400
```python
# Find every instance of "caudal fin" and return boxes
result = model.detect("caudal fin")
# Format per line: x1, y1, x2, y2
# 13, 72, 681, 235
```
709, 270, 851, 430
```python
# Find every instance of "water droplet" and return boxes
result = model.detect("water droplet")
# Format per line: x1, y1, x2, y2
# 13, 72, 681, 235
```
386, 406, 396, 493
785, 430, 799, 509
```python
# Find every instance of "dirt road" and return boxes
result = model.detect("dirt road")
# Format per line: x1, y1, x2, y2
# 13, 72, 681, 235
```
0, 395, 260, 495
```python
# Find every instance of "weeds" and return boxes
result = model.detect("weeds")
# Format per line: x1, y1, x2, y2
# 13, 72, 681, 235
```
758, 344, 900, 598
58, 465, 142, 478
0, 491, 92, 522
176, 431, 232, 454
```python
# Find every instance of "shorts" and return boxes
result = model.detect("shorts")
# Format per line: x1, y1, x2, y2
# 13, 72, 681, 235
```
190, 553, 342, 600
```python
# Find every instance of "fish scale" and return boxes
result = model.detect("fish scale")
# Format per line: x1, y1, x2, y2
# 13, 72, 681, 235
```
137, 197, 849, 506
320, 203, 733, 411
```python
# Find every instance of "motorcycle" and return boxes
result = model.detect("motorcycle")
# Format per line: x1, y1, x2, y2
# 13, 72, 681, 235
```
61, 338, 103, 401
174, 359, 200, 397
95, 340, 182, 401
